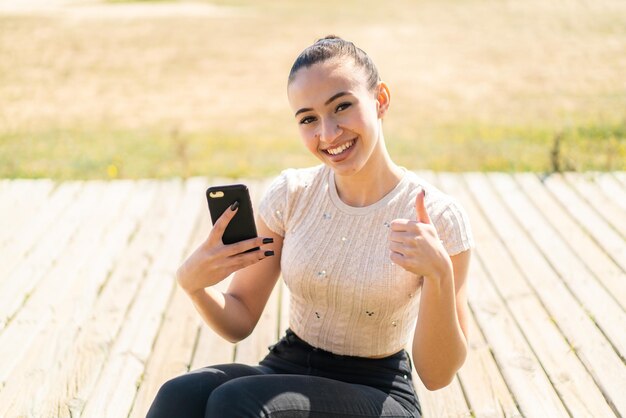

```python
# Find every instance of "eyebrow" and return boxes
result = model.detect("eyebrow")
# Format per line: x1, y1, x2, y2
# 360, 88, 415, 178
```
294, 91, 350, 117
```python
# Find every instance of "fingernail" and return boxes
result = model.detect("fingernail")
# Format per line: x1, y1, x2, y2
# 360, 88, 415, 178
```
262, 238, 274, 244
264, 250, 275, 257
422, 189, 426, 197
230, 201, 239, 211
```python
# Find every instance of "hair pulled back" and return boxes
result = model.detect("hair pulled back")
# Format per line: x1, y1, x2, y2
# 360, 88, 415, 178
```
288, 35, 380, 91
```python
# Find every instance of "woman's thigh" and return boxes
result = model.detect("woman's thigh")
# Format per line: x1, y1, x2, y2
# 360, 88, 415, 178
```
146, 363, 273, 418
206, 374, 420, 418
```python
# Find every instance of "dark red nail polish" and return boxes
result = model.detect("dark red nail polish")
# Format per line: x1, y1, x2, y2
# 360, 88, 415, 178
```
262, 238, 274, 244
264, 250, 275, 256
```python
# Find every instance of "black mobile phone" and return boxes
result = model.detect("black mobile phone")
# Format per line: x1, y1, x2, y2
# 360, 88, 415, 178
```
206, 184, 258, 250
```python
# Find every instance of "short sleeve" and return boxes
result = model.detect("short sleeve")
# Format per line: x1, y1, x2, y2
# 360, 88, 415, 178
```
258, 171, 290, 236
433, 198, 475, 256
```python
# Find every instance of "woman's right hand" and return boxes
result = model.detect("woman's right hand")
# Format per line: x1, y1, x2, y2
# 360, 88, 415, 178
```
176, 202, 274, 295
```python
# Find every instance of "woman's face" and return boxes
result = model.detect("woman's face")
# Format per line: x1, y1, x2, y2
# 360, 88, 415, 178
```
287, 59, 388, 177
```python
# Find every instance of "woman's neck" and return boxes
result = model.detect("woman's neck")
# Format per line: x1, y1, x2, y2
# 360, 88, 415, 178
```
332, 145, 404, 207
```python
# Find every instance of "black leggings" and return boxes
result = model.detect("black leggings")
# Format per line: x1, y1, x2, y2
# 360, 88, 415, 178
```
147, 329, 421, 418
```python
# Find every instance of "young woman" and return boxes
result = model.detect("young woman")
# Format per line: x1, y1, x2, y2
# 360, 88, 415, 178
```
147, 35, 474, 418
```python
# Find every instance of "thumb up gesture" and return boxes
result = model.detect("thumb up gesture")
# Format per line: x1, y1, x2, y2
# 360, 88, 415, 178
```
389, 189, 451, 280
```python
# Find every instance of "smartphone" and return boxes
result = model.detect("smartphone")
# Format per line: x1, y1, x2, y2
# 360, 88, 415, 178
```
206, 184, 258, 250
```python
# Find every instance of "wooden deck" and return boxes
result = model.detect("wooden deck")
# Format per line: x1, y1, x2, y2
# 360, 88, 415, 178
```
0, 172, 624, 418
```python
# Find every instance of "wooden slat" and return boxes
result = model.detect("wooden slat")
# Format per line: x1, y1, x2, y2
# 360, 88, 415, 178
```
128, 178, 209, 418
458, 314, 521, 418
514, 173, 626, 312
0, 182, 109, 383
469, 250, 569, 417
0, 179, 41, 221
40, 181, 165, 418
611, 171, 626, 188
0, 179, 55, 249
0, 173, 623, 418
464, 172, 626, 417
0, 182, 143, 416
443, 173, 572, 417
596, 172, 626, 211
79, 180, 199, 418
543, 173, 626, 272
34, 180, 163, 416
0, 180, 137, 416
189, 326, 234, 370
403, 316, 471, 417
0, 181, 83, 291
435, 173, 521, 418
415, 375, 471, 418
563, 172, 626, 238
489, 173, 626, 358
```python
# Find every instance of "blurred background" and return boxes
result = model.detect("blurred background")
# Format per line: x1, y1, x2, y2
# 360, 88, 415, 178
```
0, 0, 624, 179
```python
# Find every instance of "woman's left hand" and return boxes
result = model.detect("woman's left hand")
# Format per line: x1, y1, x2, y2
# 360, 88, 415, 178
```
389, 189, 452, 281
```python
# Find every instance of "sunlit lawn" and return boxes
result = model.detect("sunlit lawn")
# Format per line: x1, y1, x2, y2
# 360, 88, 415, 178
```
0, 0, 624, 179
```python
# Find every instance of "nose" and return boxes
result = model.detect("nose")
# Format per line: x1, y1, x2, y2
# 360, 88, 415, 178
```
318, 118, 342, 144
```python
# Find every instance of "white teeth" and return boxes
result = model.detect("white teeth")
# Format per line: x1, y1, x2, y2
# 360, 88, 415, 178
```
326, 140, 354, 155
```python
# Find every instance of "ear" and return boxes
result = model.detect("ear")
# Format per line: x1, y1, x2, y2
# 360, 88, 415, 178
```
376, 81, 391, 118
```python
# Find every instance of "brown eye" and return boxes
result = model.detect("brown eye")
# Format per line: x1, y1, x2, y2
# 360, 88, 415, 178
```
300, 116, 316, 125
336, 102, 351, 112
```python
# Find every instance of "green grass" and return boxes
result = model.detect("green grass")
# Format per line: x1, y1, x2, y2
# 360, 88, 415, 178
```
1, 0, 625, 179
389, 120, 626, 172
1, 121, 622, 180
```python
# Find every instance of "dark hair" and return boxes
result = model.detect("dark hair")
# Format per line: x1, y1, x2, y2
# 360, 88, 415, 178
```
288, 35, 380, 91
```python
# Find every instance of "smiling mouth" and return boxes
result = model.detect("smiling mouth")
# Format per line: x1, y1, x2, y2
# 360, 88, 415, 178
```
323, 139, 355, 156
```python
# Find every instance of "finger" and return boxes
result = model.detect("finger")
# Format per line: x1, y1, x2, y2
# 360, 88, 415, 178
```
389, 230, 419, 244
390, 251, 417, 273
389, 241, 409, 255
208, 201, 239, 244
222, 236, 272, 257
390, 219, 417, 232
225, 248, 273, 270
415, 188, 431, 224
389, 251, 406, 266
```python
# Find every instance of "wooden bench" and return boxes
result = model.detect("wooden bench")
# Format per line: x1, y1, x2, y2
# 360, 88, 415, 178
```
0, 172, 624, 417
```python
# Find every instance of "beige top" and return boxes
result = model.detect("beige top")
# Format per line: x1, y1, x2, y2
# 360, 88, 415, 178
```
259, 165, 474, 357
